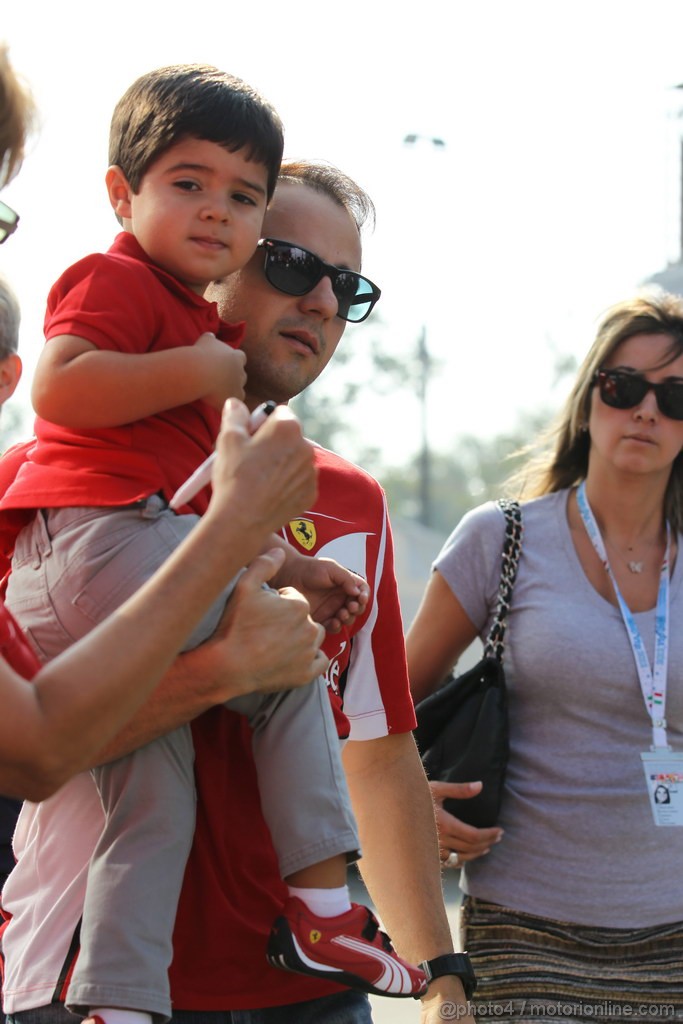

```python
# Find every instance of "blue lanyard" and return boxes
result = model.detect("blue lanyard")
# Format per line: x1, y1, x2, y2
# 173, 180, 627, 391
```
576, 482, 671, 750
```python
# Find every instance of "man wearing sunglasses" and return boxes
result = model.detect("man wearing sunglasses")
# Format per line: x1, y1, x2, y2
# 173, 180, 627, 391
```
0, 162, 473, 1024
187, 160, 471, 1022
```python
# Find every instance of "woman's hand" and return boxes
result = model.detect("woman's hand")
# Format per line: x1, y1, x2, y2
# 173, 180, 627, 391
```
431, 780, 504, 868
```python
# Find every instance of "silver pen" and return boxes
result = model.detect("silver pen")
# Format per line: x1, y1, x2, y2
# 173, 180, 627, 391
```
169, 400, 277, 510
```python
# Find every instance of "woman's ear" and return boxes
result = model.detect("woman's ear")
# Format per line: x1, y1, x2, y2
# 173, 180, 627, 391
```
105, 165, 134, 221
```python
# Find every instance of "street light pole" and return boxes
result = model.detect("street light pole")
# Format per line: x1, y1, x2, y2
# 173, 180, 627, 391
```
674, 85, 683, 262
403, 133, 445, 528
416, 324, 432, 528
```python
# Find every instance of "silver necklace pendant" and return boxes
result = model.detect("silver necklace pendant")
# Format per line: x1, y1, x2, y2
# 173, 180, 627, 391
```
627, 560, 644, 574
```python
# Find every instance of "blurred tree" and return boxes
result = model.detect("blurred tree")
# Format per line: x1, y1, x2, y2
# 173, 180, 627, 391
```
378, 408, 553, 535
291, 319, 576, 532
290, 315, 419, 453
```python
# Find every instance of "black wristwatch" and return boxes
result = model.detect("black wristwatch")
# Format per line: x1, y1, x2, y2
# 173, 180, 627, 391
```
418, 952, 477, 999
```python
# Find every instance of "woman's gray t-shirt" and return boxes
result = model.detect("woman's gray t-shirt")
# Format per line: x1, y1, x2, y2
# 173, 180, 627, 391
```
434, 488, 683, 927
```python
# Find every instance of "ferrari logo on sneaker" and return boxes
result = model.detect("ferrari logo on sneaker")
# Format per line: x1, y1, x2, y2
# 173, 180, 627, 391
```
290, 519, 316, 551
266, 897, 429, 997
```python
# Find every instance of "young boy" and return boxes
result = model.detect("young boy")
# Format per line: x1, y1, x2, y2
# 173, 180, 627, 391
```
0, 64, 427, 1024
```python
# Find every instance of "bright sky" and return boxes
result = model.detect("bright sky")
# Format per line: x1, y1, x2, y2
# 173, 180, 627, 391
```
3, 0, 683, 465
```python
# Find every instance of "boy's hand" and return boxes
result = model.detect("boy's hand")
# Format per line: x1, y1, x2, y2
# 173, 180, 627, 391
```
194, 332, 247, 407
272, 552, 370, 633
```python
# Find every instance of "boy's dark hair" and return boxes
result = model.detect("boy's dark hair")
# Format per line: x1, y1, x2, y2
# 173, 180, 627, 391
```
109, 64, 284, 199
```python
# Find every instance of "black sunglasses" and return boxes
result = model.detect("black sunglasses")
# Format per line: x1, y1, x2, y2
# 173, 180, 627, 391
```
0, 201, 19, 245
594, 368, 683, 421
257, 238, 381, 323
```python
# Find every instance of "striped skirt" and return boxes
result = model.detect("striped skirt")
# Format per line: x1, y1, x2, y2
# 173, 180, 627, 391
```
461, 896, 683, 1022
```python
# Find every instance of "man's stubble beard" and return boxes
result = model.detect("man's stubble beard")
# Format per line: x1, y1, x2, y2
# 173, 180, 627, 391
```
243, 337, 324, 407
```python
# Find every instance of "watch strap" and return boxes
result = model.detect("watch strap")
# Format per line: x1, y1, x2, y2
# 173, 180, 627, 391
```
418, 952, 477, 999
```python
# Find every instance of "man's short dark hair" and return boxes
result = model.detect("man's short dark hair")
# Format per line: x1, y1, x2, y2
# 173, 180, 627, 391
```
278, 159, 375, 233
109, 64, 284, 199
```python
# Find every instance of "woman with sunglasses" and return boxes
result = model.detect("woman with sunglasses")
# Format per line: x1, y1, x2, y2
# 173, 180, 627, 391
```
406, 289, 683, 1020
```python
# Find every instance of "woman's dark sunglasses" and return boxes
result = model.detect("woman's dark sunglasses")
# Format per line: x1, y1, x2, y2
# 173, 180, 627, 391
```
595, 368, 683, 421
257, 238, 381, 323
0, 201, 19, 245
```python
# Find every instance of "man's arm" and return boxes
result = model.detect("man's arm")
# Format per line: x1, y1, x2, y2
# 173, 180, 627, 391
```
97, 552, 328, 763
343, 731, 474, 1023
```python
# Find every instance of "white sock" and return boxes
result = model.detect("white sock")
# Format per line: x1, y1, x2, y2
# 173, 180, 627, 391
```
90, 1010, 153, 1024
288, 884, 352, 917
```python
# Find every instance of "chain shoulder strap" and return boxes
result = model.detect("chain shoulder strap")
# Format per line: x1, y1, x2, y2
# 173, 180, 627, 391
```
483, 498, 523, 662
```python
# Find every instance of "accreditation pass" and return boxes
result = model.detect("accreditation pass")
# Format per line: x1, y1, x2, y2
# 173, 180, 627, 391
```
641, 750, 683, 826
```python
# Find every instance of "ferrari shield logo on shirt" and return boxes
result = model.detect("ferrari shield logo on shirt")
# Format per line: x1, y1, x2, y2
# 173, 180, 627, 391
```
290, 519, 316, 551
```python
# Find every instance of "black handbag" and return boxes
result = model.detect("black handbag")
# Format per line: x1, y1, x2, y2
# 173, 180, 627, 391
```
413, 499, 523, 828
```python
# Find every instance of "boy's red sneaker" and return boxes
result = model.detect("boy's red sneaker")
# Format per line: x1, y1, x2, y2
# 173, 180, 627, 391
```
266, 897, 428, 998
